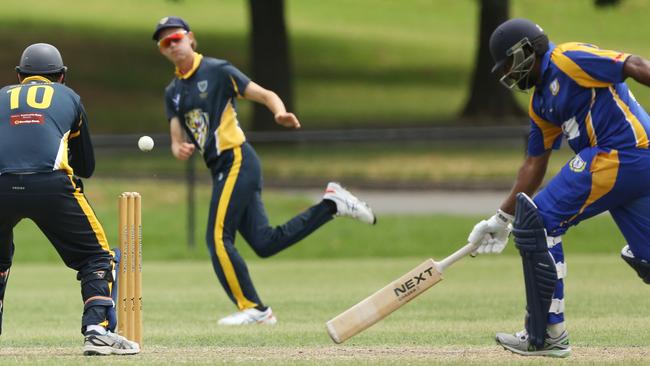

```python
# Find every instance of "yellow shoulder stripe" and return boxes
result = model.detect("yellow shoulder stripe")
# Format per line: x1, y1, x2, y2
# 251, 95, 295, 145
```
551, 45, 610, 88
529, 97, 562, 150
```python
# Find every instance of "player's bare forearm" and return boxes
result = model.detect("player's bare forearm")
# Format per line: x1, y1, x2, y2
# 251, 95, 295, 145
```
624, 55, 650, 87
243, 82, 301, 128
499, 150, 552, 214
243, 82, 284, 114
169, 117, 195, 160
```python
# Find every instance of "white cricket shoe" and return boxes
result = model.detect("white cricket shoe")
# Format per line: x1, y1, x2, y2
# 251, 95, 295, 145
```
83, 330, 140, 356
323, 182, 376, 224
218, 307, 277, 325
496, 328, 571, 358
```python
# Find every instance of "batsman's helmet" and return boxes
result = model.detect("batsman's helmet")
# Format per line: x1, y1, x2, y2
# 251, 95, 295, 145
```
489, 19, 548, 91
16, 43, 67, 75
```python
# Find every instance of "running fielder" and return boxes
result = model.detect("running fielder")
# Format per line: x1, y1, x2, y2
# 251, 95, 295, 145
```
153, 16, 376, 325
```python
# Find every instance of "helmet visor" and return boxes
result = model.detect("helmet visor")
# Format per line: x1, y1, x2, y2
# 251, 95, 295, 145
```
498, 38, 536, 92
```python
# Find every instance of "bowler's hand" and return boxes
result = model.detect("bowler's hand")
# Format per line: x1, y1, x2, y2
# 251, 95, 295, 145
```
275, 112, 301, 129
468, 209, 514, 255
173, 142, 195, 161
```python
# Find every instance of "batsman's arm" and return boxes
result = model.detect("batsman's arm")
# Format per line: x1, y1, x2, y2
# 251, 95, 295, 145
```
499, 150, 551, 214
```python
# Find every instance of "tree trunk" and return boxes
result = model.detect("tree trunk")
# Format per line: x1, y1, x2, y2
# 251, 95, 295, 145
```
460, 0, 525, 123
248, 0, 293, 131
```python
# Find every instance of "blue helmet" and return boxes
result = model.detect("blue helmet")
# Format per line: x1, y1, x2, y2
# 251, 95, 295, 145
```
489, 19, 549, 90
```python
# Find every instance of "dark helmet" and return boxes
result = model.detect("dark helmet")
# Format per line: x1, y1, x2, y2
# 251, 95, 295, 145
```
489, 19, 549, 90
15, 43, 67, 75
490, 18, 548, 73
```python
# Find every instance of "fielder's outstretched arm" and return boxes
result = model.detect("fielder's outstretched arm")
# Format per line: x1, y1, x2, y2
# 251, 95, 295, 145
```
243, 81, 301, 129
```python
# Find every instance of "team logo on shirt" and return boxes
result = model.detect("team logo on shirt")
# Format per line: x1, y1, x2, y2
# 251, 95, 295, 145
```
569, 154, 586, 173
197, 80, 208, 99
550, 78, 560, 96
185, 108, 209, 153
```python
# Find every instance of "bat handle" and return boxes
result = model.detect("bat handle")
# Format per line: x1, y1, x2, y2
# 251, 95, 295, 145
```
434, 242, 480, 273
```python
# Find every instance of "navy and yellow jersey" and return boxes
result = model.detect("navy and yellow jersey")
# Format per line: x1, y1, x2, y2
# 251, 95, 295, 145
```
0, 76, 94, 177
527, 42, 650, 156
164, 53, 251, 167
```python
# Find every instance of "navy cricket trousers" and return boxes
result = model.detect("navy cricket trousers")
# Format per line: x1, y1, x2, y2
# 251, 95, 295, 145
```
0, 171, 114, 328
206, 143, 334, 310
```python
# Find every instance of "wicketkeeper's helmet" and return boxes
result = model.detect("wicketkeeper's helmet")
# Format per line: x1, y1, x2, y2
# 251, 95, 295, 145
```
16, 43, 67, 75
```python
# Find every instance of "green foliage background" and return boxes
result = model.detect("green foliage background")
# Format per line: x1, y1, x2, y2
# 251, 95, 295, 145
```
0, 0, 649, 132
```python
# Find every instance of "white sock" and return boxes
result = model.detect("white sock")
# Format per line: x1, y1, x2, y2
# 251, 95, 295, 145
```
86, 325, 108, 335
547, 322, 566, 338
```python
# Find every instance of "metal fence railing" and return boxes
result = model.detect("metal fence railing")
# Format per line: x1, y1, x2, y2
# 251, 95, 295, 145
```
92, 125, 529, 148
92, 125, 529, 248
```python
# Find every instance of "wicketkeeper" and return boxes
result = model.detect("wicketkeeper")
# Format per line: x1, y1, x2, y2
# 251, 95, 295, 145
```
0, 43, 139, 355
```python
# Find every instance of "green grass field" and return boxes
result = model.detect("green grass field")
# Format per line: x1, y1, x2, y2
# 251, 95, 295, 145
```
3, 178, 647, 364
2, 257, 649, 365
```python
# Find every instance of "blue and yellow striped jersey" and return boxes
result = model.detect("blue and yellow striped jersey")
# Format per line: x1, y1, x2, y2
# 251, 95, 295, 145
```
164, 53, 251, 167
527, 42, 650, 156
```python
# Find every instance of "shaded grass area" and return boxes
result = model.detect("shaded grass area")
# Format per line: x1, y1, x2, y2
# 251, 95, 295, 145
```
1, 255, 648, 365
12, 176, 624, 264
0, 1, 649, 132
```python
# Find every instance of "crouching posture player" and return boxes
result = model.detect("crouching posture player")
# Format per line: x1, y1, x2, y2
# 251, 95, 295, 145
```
152, 17, 376, 325
0, 43, 139, 355
468, 18, 650, 357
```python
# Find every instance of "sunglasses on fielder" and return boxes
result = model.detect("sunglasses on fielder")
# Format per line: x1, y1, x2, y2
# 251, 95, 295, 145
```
157, 30, 188, 48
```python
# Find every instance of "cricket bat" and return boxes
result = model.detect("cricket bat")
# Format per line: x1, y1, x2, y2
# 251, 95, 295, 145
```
326, 242, 479, 343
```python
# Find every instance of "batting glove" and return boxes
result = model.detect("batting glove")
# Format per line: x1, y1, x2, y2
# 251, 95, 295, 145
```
468, 209, 514, 255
